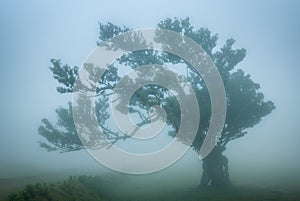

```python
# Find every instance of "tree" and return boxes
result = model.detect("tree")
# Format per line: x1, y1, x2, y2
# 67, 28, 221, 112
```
38, 18, 275, 187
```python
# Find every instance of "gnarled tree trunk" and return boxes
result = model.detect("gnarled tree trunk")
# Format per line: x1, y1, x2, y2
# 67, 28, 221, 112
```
199, 146, 231, 187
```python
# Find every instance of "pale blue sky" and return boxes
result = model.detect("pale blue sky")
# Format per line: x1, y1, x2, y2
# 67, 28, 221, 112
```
0, 0, 300, 179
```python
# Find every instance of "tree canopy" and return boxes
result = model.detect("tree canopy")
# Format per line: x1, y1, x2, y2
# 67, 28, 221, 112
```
38, 17, 275, 154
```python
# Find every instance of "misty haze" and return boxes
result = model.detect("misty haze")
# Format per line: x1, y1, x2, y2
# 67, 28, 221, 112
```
0, 1, 300, 201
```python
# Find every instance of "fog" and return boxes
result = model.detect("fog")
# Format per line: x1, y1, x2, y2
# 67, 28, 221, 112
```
0, 0, 300, 200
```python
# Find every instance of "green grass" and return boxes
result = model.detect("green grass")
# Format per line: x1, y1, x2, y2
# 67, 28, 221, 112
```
3, 175, 300, 201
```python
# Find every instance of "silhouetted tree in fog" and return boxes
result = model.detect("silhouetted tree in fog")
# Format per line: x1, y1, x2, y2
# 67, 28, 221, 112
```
38, 18, 275, 187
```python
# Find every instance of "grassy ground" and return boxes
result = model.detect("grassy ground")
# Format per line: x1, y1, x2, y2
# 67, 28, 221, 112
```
1, 175, 300, 201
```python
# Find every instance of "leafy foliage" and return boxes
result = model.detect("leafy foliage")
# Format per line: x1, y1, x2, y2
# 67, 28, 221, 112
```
38, 17, 275, 154
8, 176, 107, 201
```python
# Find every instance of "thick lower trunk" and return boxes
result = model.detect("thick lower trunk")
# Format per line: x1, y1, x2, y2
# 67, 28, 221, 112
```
199, 147, 231, 187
